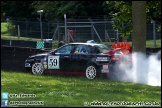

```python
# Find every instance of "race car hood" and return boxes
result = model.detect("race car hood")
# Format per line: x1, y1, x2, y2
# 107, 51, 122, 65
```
29, 52, 50, 58
28, 49, 56, 58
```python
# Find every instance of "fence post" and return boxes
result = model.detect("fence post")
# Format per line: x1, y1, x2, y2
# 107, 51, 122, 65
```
57, 20, 60, 43
64, 14, 67, 43
6, 18, 12, 46
18, 25, 20, 38
153, 20, 156, 47
10, 40, 12, 46
88, 18, 94, 40
6, 18, 9, 33
48, 20, 50, 39
25, 19, 28, 37
116, 29, 119, 41
92, 25, 102, 42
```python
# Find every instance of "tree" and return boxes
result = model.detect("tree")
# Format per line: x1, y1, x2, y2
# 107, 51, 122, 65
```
106, 1, 161, 40
106, 1, 132, 40
31, 1, 112, 20
1, 1, 34, 18
132, 1, 146, 53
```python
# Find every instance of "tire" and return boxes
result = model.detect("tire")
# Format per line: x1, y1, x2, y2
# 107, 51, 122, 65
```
85, 65, 100, 79
31, 62, 44, 75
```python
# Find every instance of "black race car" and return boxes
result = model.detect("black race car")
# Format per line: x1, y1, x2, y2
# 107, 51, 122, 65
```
25, 42, 131, 79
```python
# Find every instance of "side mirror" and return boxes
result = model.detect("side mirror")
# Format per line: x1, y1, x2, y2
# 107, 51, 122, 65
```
51, 51, 55, 55
51, 51, 60, 55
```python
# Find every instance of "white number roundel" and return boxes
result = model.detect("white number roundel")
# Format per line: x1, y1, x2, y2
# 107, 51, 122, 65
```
48, 56, 60, 69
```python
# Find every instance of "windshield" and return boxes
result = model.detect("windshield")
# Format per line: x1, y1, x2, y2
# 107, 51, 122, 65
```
95, 44, 111, 53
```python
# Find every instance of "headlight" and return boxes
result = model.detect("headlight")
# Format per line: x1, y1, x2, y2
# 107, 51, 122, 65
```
42, 57, 47, 64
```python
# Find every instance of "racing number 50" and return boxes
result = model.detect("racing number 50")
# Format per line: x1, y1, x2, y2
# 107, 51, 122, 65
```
48, 56, 60, 69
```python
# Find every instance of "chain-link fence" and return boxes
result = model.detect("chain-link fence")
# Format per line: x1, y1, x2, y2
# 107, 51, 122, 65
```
1, 17, 161, 43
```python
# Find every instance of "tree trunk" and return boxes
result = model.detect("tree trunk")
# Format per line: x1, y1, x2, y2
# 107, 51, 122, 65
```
132, 1, 146, 54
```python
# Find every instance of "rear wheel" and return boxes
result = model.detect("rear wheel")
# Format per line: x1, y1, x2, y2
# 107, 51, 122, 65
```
31, 62, 44, 75
85, 65, 100, 79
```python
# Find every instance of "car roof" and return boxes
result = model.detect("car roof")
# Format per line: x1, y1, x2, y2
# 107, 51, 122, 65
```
66, 42, 103, 46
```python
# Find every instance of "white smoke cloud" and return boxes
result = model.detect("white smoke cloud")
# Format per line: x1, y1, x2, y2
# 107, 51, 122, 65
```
113, 51, 161, 86
147, 52, 161, 86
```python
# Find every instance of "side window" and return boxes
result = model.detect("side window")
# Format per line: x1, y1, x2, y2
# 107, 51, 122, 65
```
74, 45, 91, 54
74, 45, 82, 54
55, 45, 74, 54
83, 45, 91, 54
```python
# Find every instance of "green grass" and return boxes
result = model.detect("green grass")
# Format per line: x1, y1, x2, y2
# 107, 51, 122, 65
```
1, 22, 10, 36
145, 39, 161, 48
1, 22, 43, 42
1, 35, 58, 49
1, 35, 42, 42
1, 71, 161, 107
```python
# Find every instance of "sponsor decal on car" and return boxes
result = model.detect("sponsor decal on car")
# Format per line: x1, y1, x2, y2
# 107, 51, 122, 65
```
101, 64, 109, 73
48, 56, 60, 69
96, 57, 108, 61
102, 65, 108, 69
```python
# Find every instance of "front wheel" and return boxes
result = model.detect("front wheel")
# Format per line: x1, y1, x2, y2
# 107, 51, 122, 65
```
85, 65, 100, 79
31, 62, 44, 75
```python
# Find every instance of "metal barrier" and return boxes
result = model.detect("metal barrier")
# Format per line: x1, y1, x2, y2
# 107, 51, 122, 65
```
1, 39, 52, 49
2, 18, 161, 43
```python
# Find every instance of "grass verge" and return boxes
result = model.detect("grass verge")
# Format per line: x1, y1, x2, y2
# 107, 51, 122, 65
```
1, 71, 161, 107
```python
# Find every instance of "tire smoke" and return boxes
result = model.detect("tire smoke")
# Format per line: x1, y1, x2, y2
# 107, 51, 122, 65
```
116, 51, 161, 86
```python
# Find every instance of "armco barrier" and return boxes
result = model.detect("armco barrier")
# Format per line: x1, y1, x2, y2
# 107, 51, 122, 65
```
1, 39, 52, 49
146, 48, 161, 54
1, 45, 49, 72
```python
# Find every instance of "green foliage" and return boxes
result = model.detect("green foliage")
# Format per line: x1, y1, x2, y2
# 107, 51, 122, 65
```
1, 71, 161, 107
8, 23, 16, 30
1, 22, 8, 33
106, 1, 161, 39
31, 1, 112, 20
7, 22, 16, 36
106, 1, 132, 39
1, 1, 161, 27
157, 26, 161, 32
1, 22, 12, 36
1, 1, 34, 18
146, 1, 161, 21
1, 1, 161, 41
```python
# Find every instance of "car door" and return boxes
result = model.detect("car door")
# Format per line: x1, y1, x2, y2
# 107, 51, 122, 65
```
72, 45, 92, 72
49, 44, 76, 72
